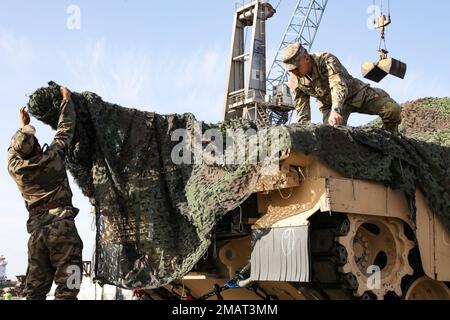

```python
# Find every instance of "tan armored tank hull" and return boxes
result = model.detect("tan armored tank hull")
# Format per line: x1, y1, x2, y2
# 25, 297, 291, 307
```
164, 150, 450, 300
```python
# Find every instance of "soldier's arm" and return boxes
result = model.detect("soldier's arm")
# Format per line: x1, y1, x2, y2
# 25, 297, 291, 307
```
294, 89, 311, 124
51, 88, 76, 154
7, 137, 23, 176
324, 53, 349, 111
288, 76, 311, 124
7, 107, 30, 175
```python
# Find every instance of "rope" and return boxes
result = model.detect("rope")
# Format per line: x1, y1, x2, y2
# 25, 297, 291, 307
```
197, 264, 252, 300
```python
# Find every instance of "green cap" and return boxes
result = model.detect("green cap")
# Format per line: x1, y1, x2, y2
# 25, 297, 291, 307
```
11, 125, 36, 158
282, 42, 307, 71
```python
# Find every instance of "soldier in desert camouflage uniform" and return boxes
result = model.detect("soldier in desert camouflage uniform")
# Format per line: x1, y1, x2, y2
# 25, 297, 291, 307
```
282, 43, 402, 132
7, 86, 83, 300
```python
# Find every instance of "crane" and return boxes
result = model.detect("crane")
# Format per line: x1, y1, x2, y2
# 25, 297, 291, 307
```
223, 0, 328, 125
266, 0, 328, 124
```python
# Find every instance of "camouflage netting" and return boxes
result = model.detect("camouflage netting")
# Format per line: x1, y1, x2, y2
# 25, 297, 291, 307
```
367, 97, 450, 147
27, 84, 450, 289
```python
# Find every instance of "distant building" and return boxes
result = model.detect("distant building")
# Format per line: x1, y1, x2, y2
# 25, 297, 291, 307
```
0, 255, 7, 281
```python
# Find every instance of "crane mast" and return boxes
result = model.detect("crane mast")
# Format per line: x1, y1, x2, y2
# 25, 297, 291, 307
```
223, 0, 275, 125
223, 0, 328, 125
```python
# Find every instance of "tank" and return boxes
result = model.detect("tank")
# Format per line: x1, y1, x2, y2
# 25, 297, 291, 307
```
159, 151, 450, 300
25, 82, 450, 300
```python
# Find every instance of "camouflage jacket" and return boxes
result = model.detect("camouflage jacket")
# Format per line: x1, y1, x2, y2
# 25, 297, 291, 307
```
8, 100, 78, 233
288, 52, 371, 123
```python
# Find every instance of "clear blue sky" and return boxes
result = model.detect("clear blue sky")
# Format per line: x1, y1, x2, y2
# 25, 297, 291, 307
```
1, 0, 449, 278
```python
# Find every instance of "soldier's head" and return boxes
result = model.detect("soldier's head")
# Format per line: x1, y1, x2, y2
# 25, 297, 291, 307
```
11, 125, 42, 159
282, 42, 313, 77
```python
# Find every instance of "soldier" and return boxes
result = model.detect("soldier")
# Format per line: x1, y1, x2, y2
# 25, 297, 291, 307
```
282, 42, 402, 132
3, 288, 13, 300
7, 86, 83, 300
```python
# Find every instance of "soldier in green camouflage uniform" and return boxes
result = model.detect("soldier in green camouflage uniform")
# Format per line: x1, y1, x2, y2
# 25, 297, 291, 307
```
282, 43, 402, 132
7, 87, 83, 300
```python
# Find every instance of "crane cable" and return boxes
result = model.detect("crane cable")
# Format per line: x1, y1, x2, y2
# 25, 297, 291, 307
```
373, 0, 376, 25
274, 0, 283, 10
374, 0, 392, 57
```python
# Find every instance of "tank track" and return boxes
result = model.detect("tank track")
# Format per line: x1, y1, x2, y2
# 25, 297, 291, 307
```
300, 212, 357, 299
146, 211, 418, 300
305, 212, 415, 300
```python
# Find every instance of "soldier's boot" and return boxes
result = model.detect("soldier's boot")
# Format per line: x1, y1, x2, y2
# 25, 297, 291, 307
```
379, 101, 402, 133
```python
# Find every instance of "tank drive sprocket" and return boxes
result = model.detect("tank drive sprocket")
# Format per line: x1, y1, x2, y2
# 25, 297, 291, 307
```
337, 214, 415, 299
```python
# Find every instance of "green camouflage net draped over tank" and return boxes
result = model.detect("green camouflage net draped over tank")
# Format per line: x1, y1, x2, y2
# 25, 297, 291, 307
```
27, 84, 450, 289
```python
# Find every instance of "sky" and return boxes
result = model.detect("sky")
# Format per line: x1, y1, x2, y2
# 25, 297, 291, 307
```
1, 0, 449, 279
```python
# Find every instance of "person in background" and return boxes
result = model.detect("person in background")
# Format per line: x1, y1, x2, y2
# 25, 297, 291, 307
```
3, 288, 13, 300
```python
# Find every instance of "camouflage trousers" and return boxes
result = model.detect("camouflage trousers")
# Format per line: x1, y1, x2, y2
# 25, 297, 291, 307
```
322, 87, 402, 132
25, 218, 83, 300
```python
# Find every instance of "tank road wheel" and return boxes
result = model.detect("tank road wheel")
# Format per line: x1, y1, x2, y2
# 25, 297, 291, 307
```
404, 277, 450, 300
337, 214, 415, 299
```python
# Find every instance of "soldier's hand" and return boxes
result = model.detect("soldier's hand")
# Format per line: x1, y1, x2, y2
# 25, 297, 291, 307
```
328, 111, 344, 127
60, 87, 71, 101
19, 106, 30, 127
